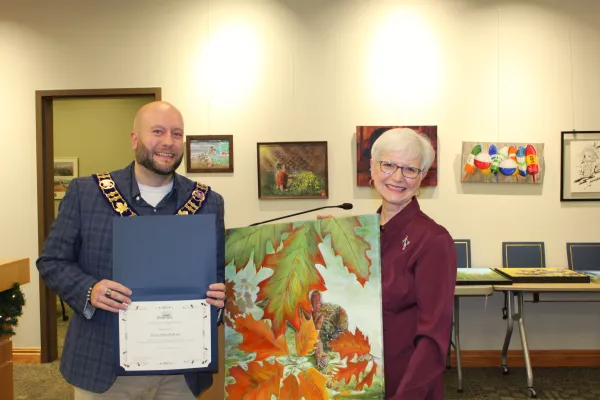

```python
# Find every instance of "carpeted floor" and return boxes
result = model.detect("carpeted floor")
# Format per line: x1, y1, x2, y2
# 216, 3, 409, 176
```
13, 362, 600, 399
14, 362, 72, 400
12, 299, 75, 399
444, 367, 600, 399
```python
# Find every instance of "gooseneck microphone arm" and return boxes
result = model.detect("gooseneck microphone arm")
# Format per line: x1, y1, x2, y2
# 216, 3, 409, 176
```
249, 203, 353, 226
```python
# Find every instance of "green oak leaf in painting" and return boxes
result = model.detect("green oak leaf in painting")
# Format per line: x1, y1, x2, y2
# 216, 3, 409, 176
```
257, 224, 327, 337
225, 223, 293, 272
319, 217, 372, 286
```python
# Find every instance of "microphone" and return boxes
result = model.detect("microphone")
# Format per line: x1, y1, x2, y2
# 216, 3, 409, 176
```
249, 203, 353, 226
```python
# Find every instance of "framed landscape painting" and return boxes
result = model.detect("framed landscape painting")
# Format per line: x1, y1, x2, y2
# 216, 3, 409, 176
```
54, 158, 78, 178
257, 141, 328, 199
186, 135, 234, 173
54, 158, 78, 199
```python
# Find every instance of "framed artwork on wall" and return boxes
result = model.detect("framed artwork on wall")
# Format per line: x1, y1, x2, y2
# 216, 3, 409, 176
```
561, 131, 600, 201
461, 142, 544, 184
53, 157, 78, 199
257, 141, 328, 199
356, 126, 438, 187
186, 135, 234, 173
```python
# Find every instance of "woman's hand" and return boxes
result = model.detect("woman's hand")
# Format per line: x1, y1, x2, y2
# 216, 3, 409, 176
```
317, 214, 334, 219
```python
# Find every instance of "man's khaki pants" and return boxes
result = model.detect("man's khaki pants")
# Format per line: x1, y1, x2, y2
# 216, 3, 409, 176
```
74, 375, 196, 400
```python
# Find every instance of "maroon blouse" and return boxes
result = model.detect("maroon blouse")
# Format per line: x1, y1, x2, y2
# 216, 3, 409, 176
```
379, 198, 457, 399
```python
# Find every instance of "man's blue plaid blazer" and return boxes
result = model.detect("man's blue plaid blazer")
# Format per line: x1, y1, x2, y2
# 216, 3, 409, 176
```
37, 162, 225, 395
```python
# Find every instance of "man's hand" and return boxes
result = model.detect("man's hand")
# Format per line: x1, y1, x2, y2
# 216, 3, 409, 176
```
90, 280, 132, 313
206, 283, 226, 309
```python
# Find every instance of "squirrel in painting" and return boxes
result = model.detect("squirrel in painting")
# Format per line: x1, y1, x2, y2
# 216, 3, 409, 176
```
310, 291, 349, 369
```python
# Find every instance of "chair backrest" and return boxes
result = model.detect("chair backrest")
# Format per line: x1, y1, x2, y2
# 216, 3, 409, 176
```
566, 242, 600, 271
502, 242, 545, 268
454, 239, 471, 268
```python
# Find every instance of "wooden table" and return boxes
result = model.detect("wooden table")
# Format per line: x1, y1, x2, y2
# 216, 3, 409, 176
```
0, 258, 30, 400
452, 285, 495, 392
493, 281, 600, 399
0, 259, 30, 293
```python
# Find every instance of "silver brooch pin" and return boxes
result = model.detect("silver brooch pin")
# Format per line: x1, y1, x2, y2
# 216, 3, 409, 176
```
402, 235, 410, 250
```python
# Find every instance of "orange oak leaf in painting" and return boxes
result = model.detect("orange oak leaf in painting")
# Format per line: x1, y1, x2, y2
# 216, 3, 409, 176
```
295, 313, 320, 356
257, 225, 327, 337
224, 280, 242, 328
334, 359, 369, 385
235, 314, 289, 361
355, 362, 377, 391
227, 360, 284, 399
225, 223, 293, 271
319, 217, 371, 286
298, 368, 330, 400
329, 328, 371, 360
280, 374, 300, 399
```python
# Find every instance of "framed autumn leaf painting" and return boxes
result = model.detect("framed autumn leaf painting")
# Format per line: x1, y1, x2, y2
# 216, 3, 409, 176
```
224, 214, 385, 399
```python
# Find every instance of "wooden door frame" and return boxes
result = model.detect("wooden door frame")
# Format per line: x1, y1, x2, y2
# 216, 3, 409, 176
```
36, 88, 161, 363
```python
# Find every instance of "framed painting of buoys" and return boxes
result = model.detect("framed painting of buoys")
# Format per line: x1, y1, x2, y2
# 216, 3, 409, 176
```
461, 142, 544, 184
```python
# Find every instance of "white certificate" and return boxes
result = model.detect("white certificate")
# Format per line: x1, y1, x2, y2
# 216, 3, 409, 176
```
118, 299, 211, 371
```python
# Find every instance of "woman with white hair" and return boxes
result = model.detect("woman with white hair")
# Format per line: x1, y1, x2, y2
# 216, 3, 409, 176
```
370, 127, 456, 399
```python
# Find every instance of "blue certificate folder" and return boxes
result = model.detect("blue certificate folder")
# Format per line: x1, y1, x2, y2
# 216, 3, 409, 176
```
112, 213, 218, 375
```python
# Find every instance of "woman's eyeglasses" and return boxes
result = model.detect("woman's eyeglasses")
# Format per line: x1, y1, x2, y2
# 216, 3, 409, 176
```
377, 161, 422, 178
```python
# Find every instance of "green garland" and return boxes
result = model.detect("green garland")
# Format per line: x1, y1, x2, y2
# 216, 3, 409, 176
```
0, 283, 25, 336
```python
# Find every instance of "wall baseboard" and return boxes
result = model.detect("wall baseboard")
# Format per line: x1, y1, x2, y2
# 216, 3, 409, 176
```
13, 347, 41, 364
450, 350, 600, 367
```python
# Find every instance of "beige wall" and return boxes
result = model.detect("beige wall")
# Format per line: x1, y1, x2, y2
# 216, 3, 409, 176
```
53, 97, 155, 215
1, 0, 599, 351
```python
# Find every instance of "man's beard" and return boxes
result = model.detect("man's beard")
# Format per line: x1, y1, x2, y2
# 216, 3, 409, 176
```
135, 142, 183, 176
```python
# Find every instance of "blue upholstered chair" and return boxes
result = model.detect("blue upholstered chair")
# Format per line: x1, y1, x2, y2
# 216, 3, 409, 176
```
501, 241, 545, 317
502, 242, 546, 269
455, 239, 472, 268
566, 242, 600, 271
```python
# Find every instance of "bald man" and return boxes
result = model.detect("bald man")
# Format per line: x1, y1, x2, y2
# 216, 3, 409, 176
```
37, 101, 226, 399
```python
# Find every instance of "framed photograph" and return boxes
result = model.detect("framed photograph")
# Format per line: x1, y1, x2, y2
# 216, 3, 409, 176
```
257, 141, 328, 199
356, 126, 438, 187
54, 158, 78, 199
186, 135, 234, 173
561, 131, 600, 201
